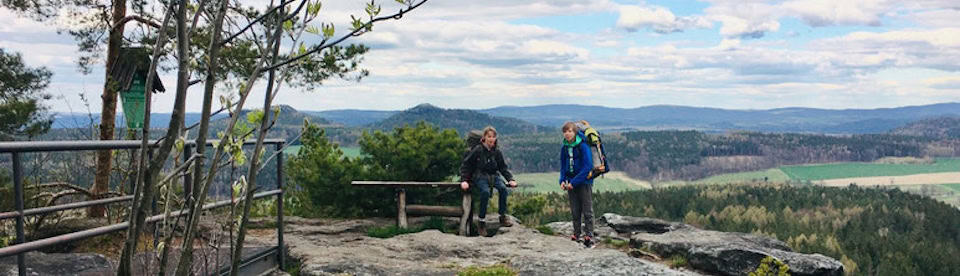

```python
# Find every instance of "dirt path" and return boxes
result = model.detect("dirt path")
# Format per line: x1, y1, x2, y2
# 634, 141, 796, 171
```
606, 171, 653, 189
817, 172, 960, 187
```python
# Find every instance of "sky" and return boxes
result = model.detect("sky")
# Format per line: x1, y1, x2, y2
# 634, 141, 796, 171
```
2, 0, 960, 113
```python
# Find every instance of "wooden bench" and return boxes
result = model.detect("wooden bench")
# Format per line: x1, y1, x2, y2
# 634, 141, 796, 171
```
350, 181, 472, 236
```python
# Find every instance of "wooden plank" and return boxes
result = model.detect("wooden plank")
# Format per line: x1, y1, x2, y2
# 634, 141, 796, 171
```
352, 181, 459, 187
406, 205, 463, 217
397, 189, 407, 229
459, 192, 472, 236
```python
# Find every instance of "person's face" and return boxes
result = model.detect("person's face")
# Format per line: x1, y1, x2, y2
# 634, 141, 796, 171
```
563, 128, 575, 142
483, 132, 497, 148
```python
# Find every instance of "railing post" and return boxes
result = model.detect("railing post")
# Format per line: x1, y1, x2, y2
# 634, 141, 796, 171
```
460, 191, 471, 236
275, 142, 285, 270
12, 152, 26, 276
397, 188, 407, 229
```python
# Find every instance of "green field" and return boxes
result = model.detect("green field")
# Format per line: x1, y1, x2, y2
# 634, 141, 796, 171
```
780, 158, 960, 180
512, 172, 646, 194
694, 168, 790, 184
283, 145, 362, 158
942, 184, 960, 193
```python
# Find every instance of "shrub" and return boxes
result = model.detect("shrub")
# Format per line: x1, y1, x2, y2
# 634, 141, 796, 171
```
457, 264, 516, 276
749, 256, 790, 276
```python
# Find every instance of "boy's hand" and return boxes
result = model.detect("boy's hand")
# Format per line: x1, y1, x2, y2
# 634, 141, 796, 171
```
508, 180, 518, 187
460, 181, 469, 191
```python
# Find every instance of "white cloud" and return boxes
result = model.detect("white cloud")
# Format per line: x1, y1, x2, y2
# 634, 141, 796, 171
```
924, 76, 960, 89
616, 4, 712, 33
906, 9, 960, 27
781, 0, 891, 26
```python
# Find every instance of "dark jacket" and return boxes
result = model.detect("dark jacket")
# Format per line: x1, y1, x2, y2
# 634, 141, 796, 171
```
559, 132, 594, 188
459, 144, 514, 183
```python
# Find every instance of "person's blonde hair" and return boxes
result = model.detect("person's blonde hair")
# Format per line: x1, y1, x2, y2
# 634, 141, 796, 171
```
481, 126, 497, 143
561, 121, 578, 133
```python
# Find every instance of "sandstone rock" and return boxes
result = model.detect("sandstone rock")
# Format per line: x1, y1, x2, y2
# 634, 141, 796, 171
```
0, 251, 113, 276
247, 217, 701, 276
600, 213, 844, 276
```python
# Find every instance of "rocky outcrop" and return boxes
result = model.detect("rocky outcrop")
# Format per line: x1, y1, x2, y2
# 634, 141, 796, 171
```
549, 213, 844, 276
247, 215, 702, 276
0, 251, 113, 276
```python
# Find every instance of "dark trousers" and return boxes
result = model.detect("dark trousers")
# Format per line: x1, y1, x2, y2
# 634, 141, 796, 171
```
568, 183, 594, 238
474, 175, 508, 219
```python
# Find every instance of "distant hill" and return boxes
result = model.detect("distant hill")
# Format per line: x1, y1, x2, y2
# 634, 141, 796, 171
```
479, 102, 960, 133
53, 102, 960, 135
52, 112, 228, 129
369, 104, 549, 135
305, 110, 397, 127
209, 105, 338, 139
890, 116, 960, 139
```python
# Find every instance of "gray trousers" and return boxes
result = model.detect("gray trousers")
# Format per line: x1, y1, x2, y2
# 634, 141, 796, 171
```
568, 183, 594, 238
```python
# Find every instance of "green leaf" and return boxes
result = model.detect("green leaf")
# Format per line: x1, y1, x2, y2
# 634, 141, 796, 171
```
306, 26, 321, 35
365, 1, 381, 17
175, 138, 185, 152
299, 43, 307, 55
283, 20, 294, 31
322, 23, 335, 38
308, 1, 322, 17
350, 15, 363, 31
395, 0, 404, 4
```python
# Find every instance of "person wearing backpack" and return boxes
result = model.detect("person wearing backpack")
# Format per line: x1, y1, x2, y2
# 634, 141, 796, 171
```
459, 126, 518, 237
559, 121, 596, 248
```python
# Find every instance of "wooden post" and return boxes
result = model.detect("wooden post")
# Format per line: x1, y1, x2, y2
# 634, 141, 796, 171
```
397, 188, 407, 229
459, 192, 471, 236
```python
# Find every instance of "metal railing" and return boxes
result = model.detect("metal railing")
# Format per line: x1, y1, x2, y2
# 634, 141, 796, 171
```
0, 139, 286, 276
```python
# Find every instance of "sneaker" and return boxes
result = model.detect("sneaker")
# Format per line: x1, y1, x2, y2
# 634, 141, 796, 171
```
583, 236, 595, 248
570, 235, 581, 242
499, 216, 513, 227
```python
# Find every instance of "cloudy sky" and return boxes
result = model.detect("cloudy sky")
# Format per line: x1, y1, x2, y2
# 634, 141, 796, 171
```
2, 0, 960, 113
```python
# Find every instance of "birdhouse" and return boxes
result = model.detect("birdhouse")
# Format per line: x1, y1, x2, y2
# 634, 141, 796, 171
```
110, 47, 166, 130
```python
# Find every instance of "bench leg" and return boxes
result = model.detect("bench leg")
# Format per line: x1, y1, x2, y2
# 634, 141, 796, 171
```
397, 188, 407, 229
459, 192, 472, 236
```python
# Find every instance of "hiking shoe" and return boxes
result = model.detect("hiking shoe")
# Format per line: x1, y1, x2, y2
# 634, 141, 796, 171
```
477, 221, 488, 237
583, 236, 595, 248
570, 235, 581, 242
499, 216, 513, 227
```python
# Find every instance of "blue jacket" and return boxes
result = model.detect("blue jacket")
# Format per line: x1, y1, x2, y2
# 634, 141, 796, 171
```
559, 132, 594, 188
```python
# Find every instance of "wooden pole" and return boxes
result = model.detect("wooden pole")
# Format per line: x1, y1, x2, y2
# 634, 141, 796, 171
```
397, 188, 407, 229
459, 192, 471, 236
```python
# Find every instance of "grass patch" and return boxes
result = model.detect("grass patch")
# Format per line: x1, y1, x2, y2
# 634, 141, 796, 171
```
780, 158, 960, 181
604, 238, 628, 249
457, 264, 516, 276
535, 225, 555, 235
668, 255, 688, 269
367, 225, 422, 239
513, 172, 646, 194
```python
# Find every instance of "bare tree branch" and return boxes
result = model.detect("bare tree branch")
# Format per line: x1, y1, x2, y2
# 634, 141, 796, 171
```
265, 0, 429, 71
110, 15, 164, 33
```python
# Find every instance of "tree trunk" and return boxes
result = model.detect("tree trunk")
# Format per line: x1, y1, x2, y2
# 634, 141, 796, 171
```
171, 0, 228, 272
90, 0, 128, 218
117, 0, 189, 274
229, 7, 284, 275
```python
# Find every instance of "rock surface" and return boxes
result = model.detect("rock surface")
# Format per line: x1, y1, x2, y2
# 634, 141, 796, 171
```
549, 213, 845, 276
0, 251, 113, 276
248, 215, 702, 276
